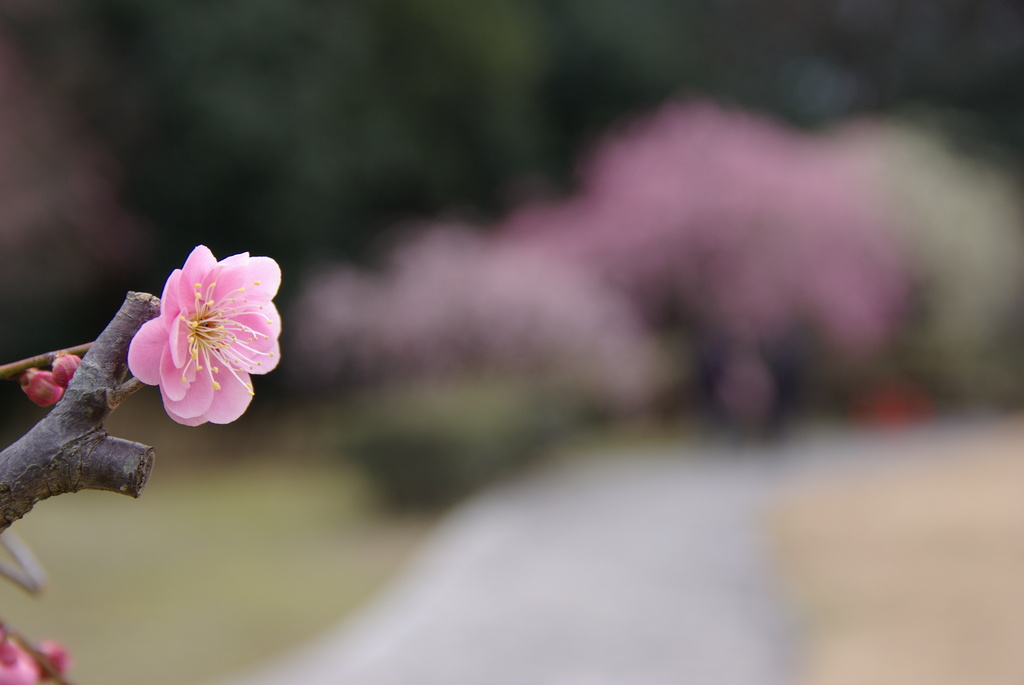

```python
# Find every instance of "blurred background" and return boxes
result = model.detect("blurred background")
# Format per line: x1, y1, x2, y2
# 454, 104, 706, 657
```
2, 0, 1024, 683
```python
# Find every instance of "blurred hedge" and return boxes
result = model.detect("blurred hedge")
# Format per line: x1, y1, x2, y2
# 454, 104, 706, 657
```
339, 379, 591, 509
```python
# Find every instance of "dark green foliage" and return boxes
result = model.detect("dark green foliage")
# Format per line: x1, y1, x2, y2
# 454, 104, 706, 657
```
7, 0, 1023, 280
0, 0, 720, 281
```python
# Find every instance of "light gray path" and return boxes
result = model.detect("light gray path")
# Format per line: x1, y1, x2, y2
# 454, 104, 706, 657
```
210, 423, 991, 685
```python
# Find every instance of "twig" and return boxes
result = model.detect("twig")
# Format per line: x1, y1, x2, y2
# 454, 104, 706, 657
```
109, 376, 145, 411
0, 343, 93, 381
0, 532, 46, 593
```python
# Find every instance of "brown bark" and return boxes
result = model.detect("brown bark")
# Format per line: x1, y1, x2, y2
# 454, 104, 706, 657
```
0, 292, 159, 533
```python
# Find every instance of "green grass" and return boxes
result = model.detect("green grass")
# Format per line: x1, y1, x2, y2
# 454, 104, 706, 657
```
0, 395, 433, 685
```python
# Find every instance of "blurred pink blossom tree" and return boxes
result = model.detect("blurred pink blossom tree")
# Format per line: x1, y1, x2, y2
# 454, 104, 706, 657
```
292, 226, 659, 411
500, 102, 910, 357
294, 102, 914, 436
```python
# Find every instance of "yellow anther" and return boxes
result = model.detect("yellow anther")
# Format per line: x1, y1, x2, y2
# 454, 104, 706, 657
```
253, 281, 261, 286
212, 381, 221, 391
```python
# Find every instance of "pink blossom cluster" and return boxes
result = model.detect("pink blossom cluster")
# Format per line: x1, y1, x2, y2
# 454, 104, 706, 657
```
291, 227, 657, 409
500, 102, 910, 355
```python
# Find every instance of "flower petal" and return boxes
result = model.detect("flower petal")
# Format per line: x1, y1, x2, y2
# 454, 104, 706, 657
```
176, 245, 218, 307
127, 318, 168, 386
163, 403, 209, 426
243, 256, 282, 300
159, 269, 184, 323
159, 346, 190, 401
210, 261, 251, 305
247, 336, 280, 375
219, 252, 250, 269
232, 304, 281, 374
168, 311, 189, 369
203, 369, 254, 424
180, 245, 217, 288
233, 303, 281, 342
162, 364, 215, 418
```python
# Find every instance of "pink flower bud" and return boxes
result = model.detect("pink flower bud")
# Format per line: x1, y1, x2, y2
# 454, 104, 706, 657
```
19, 369, 64, 407
50, 354, 81, 389
0, 639, 40, 685
36, 641, 70, 681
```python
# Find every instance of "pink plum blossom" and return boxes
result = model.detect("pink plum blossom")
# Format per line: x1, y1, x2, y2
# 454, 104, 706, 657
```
128, 245, 281, 425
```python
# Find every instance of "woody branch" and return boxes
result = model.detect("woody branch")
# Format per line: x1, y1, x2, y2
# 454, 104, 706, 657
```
0, 292, 159, 533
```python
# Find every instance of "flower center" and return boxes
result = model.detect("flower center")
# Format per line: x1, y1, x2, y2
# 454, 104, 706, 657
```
187, 303, 227, 348
178, 279, 275, 394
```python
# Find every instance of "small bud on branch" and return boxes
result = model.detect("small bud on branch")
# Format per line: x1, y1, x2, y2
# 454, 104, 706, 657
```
0, 344, 92, 383
18, 371, 62, 408
49, 355, 81, 390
